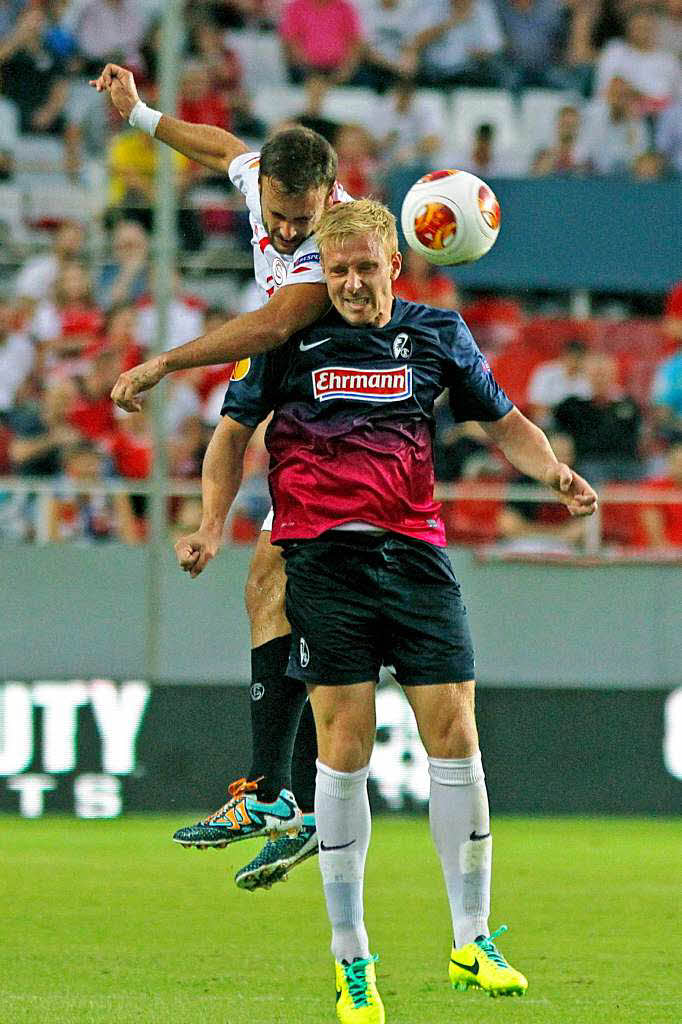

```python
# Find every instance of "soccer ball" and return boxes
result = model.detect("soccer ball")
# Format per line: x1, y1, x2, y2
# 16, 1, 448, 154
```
400, 169, 501, 266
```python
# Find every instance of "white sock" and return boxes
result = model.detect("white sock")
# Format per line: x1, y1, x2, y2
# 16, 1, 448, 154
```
428, 752, 492, 947
316, 759, 371, 963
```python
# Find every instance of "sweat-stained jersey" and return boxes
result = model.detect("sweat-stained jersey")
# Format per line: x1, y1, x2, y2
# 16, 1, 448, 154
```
222, 298, 513, 547
228, 151, 352, 304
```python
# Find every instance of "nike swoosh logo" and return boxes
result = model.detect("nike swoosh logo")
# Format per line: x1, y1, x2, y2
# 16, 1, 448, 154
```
320, 839, 356, 852
300, 336, 331, 351
450, 957, 480, 975
470, 830, 491, 841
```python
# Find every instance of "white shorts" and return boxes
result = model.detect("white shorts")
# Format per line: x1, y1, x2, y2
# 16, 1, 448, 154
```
261, 508, 274, 531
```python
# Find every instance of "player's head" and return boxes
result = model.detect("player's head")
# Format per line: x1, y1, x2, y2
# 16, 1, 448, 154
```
259, 126, 338, 255
315, 199, 402, 328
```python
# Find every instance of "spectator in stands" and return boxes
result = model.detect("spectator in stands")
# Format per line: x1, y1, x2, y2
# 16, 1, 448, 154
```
47, 439, 139, 543
101, 302, 144, 373
595, 7, 681, 116
496, 0, 576, 93
630, 149, 667, 179
531, 104, 582, 176
168, 413, 208, 479
134, 272, 206, 353
639, 441, 682, 548
334, 122, 381, 198
279, 0, 366, 85
393, 248, 459, 308
74, 0, 148, 76
7, 381, 81, 477
574, 75, 650, 175
362, 0, 420, 91
656, 0, 682, 62
31, 260, 104, 385
651, 283, 682, 441
107, 408, 152, 480
0, 5, 70, 135
452, 120, 525, 176
14, 220, 86, 315
66, 350, 119, 443
527, 339, 591, 429
106, 126, 203, 249
656, 96, 682, 172
377, 78, 444, 167
191, 18, 243, 103
97, 220, 151, 312
406, 0, 507, 89
554, 351, 642, 482
179, 60, 232, 134
0, 293, 34, 413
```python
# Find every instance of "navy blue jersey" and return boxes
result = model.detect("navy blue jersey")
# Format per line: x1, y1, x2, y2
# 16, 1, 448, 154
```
222, 297, 512, 545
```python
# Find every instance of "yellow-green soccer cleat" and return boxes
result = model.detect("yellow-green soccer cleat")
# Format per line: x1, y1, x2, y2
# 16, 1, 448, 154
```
335, 955, 385, 1023
449, 924, 528, 997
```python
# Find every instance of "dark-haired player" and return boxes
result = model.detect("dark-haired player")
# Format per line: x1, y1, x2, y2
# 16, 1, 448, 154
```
205, 198, 597, 1020
91, 64, 351, 884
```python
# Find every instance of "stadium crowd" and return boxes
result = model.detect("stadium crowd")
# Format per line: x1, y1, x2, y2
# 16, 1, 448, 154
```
0, 0, 680, 548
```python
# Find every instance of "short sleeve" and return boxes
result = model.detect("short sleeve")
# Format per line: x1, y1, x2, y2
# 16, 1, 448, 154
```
220, 355, 275, 428
283, 238, 325, 286
443, 314, 513, 423
228, 151, 261, 197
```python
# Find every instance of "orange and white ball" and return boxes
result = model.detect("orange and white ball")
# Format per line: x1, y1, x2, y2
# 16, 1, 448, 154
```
401, 170, 500, 266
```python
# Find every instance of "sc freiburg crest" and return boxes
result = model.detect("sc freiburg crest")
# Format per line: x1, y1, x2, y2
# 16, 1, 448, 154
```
392, 333, 412, 359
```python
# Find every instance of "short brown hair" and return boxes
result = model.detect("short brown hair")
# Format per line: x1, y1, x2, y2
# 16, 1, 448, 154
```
315, 199, 398, 259
260, 127, 337, 194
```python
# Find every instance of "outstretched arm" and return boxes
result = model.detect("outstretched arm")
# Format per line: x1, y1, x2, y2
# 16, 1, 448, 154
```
175, 416, 255, 578
481, 407, 598, 517
90, 63, 248, 173
111, 281, 331, 411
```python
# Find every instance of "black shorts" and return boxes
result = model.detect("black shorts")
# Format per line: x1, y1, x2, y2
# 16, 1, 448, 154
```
281, 531, 475, 686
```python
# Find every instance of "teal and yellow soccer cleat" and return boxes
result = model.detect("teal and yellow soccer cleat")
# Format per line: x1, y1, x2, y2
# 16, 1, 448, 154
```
172, 777, 302, 849
234, 815, 318, 890
335, 955, 385, 1024
449, 924, 527, 997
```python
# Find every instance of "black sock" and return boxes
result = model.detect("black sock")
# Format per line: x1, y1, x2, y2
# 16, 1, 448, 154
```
290, 698, 318, 814
248, 635, 306, 803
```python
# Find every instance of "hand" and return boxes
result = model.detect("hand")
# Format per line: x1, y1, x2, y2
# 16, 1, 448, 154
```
175, 528, 221, 578
546, 463, 598, 517
89, 63, 140, 120
110, 356, 166, 412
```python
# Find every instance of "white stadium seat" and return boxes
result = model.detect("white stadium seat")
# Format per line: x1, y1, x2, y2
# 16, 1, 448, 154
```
228, 30, 288, 92
449, 88, 519, 158
250, 85, 307, 130
520, 89, 580, 160
320, 88, 382, 132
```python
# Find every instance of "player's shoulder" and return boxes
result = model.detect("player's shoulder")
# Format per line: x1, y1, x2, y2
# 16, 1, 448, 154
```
392, 297, 471, 339
228, 150, 260, 191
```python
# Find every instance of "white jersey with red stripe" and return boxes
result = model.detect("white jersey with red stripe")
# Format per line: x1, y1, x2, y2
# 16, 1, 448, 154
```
228, 151, 352, 306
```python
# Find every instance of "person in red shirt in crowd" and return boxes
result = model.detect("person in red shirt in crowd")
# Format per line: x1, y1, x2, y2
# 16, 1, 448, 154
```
179, 61, 232, 134
107, 409, 153, 480
279, 0, 365, 85
66, 350, 120, 441
639, 443, 682, 548
334, 123, 381, 200
393, 248, 459, 309
31, 261, 104, 384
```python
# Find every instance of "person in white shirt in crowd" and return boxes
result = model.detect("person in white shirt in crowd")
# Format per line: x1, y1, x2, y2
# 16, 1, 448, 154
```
72, 0, 149, 74
575, 75, 650, 175
362, 0, 421, 90
531, 103, 582, 176
527, 339, 591, 429
595, 6, 681, 116
495, 0, 576, 93
656, 96, 682, 172
13, 220, 86, 316
450, 120, 526, 177
0, 294, 34, 413
377, 77, 443, 166
133, 272, 205, 354
405, 0, 507, 88
656, 0, 682, 62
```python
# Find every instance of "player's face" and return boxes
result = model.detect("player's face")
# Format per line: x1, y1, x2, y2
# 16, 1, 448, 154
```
260, 176, 330, 255
322, 232, 402, 327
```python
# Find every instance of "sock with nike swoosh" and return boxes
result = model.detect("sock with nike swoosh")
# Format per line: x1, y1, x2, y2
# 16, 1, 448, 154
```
428, 753, 492, 947
316, 760, 371, 963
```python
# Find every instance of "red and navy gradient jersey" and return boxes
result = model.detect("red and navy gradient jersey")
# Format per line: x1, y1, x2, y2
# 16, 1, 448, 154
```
221, 297, 513, 546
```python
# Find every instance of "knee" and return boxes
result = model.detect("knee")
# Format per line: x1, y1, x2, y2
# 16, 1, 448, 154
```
316, 707, 373, 773
244, 557, 286, 626
424, 687, 478, 759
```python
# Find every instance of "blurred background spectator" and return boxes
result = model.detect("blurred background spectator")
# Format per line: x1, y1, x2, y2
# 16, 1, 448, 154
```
279, 0, 365, 85
595, 6, 681, 115
527, 339, 591, 428
97, 220, 151, 311
574, 75, 650, 174
407, 0, 507, 88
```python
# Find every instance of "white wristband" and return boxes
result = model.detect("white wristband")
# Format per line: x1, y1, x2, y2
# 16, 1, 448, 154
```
128, 100, 163, 137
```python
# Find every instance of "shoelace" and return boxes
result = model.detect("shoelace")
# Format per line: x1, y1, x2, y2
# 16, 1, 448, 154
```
343, 955, 379, 1008
204, 776, 262, 823
476, 925, 510, 969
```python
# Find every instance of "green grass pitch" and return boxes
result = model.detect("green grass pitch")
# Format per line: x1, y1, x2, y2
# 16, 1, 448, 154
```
1, 815, 679, 1024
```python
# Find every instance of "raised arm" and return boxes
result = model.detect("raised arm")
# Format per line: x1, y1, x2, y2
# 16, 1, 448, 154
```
481, 407, 598, 517
111, 281, 331, 412
175, 416, 255, 578
90, 63, 248, 173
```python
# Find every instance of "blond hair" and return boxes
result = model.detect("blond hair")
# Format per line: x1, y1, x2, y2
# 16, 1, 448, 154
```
315, 199, 398, 260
